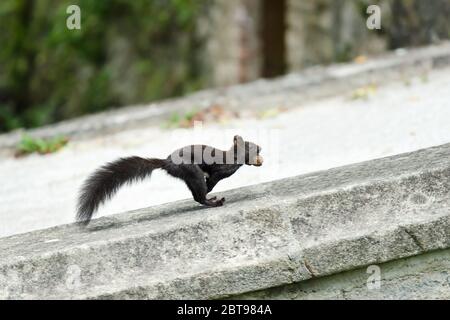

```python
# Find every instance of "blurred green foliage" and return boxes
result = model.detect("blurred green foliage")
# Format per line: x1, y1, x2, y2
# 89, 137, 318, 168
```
16, 134, 68, 155
163, 108, 199, 129
0, 0, 208, 132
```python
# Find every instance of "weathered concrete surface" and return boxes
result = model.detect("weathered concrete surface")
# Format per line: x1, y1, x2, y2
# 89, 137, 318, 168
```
235, 249, 450, 300
0, 143, 449, 299
1, 50, 450, 238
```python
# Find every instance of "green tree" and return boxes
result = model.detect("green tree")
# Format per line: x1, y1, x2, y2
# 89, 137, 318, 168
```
0, 0, 208, 132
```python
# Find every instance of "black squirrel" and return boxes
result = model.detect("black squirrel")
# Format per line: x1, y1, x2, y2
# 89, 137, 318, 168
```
76, 135, 263, 225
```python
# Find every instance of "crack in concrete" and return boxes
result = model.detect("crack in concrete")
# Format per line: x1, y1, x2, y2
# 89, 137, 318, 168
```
303, 260, 317, 278
402, 227, 425, 252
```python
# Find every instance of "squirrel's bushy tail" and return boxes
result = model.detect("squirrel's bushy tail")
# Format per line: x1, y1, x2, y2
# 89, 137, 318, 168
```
76, 156, 167, 225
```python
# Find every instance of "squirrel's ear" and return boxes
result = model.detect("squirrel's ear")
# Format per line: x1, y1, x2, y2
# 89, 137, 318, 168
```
233, 135, 244, 146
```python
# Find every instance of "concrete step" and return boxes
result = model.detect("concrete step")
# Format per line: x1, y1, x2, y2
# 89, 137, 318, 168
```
0, 142, 449, 299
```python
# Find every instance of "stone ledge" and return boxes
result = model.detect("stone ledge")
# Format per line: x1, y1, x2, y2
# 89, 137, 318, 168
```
0, 143, 449, 299
1, 42, 450, 150
234, 249, 450, 300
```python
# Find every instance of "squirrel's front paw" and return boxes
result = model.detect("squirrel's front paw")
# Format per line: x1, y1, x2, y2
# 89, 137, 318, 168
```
204, 196, 225, 207
216, 197, 225, 206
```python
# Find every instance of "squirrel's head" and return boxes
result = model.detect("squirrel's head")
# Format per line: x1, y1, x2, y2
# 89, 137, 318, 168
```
232, 135, 263, 166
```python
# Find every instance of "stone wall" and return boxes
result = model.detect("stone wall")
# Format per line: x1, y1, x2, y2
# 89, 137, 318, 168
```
1, 143, 449, 299
286, 0, 389, 70
204, 0, 262, 86
236, 249, 450, 299
206, 0, 450, 85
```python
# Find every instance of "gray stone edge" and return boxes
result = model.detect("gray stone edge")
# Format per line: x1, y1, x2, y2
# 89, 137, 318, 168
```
1, 143, 449, 299
1, 42, 449, 150
87, 215, 449, 299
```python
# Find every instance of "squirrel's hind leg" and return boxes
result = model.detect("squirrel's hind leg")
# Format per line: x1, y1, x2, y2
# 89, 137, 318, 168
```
179, 165, 225, 207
